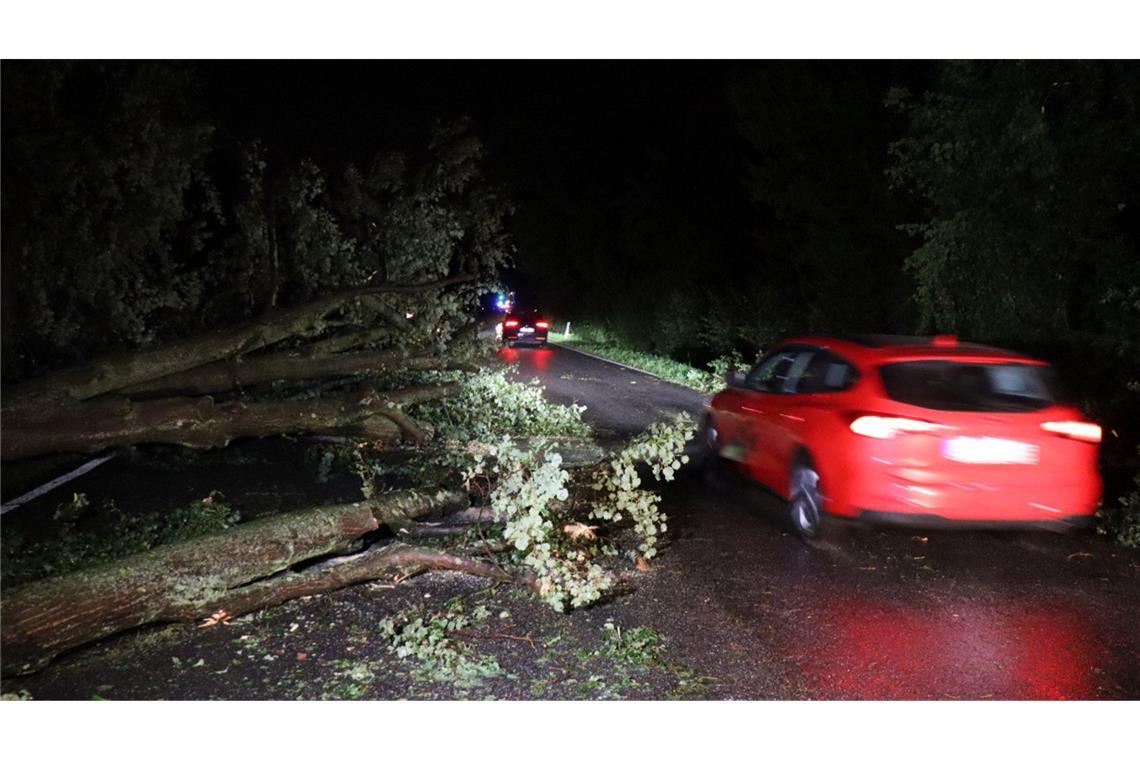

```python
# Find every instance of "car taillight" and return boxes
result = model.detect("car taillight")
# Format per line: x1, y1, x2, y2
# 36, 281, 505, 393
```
505, 319, 519, 327
536, 321, 549, 329
850, 415, 949, 440
1040, 421, 1102, 443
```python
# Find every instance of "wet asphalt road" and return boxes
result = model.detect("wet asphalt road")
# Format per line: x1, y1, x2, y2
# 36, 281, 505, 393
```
506, 344, 1140, 699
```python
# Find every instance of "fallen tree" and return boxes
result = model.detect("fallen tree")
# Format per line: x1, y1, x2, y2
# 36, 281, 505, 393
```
0, 273, 486, 461
2, 384, 459, 460
3, 96, 591, 678
0, 432, 610, 674
0, 425, 682, 678
0, 488, 473, 675
1, 274, 474, 412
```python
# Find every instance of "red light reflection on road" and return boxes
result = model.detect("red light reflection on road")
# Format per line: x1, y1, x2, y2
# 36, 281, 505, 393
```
783, 592, 1099, 699
530, 347, 553, 373
497, 346, 554, 374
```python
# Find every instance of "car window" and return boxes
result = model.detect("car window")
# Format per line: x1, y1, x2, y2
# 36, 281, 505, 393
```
796, 351, 859, 394
746, 349, 811, 393
879, 361, 1058, 412
785, 351, 814, 392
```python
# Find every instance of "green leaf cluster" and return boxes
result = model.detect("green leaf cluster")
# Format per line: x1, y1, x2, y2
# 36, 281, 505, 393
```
590, 413, 696, 559
415, 367, 590, 442
462, 413, 695, 611
379, 603, 502, 688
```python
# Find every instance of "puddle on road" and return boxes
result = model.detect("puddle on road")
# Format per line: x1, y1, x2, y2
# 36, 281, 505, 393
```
777, 590, 1125, 699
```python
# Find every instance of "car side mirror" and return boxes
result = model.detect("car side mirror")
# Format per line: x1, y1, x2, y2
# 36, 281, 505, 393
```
725, 370, 746, 388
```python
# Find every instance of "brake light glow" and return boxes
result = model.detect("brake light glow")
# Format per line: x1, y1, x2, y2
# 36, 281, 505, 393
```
504, 319, 519, 327
536, 321, 549, 329
1040, 421, 1102, 443
850, 416, 949, 439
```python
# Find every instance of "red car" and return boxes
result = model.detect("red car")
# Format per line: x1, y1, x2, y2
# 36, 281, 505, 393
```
500, 310, 550, 347
704, 335, 1102, 542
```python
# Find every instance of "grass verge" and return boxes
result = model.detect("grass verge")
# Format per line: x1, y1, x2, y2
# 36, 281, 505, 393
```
551, 327, 739, 394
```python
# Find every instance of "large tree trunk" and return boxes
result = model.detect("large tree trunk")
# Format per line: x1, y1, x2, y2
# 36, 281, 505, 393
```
2, 273, 475, 410
116, 348, 459, 398
1, 489, 469, 675
1, 384, 458, 460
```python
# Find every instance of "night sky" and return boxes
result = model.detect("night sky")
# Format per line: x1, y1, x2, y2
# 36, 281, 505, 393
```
197, 61, 928, 300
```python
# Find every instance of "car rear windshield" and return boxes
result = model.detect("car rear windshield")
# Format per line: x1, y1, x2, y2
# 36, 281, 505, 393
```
879, 361, 1059, 412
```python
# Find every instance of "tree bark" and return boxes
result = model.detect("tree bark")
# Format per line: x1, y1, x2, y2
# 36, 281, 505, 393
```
1, 384, 458, 460
117, 347, 421, 398
2, 273, 475, 410
300, 326, 404, 357
0, 489, 469, 675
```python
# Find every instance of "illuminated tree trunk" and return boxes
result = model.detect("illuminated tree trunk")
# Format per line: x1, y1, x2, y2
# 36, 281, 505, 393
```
0, 489, 470, 675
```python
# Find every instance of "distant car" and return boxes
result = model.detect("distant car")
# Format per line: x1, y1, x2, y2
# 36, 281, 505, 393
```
703, 334, 1102, 543
500, 310, 550, 347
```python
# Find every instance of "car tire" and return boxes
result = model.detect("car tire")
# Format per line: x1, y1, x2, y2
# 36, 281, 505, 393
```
788, 455, 842, 546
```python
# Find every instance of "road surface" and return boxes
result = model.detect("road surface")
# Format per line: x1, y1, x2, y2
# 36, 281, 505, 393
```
505, 344, 1140, 699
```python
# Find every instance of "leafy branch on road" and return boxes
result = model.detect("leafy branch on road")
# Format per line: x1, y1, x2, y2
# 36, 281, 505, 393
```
462, 412, 696, 611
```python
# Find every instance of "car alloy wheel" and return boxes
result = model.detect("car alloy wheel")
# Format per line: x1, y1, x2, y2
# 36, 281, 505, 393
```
701, 414, 731, 488
704, 418, 719, 451
789, 461, 824, 540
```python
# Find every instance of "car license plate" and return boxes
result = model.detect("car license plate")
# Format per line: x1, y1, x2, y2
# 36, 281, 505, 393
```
942, 437, 1039, 465
520, 327, 534, 333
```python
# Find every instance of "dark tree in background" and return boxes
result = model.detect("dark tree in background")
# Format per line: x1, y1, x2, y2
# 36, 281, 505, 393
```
510, 63, 925, 363
887, 60, 1140, 433
1, 63, 217, 377
887, 61, 1140, 348
729, 62, 921, 341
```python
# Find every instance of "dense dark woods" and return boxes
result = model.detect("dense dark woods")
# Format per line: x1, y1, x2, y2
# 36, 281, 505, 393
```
2, 59, 1138, 484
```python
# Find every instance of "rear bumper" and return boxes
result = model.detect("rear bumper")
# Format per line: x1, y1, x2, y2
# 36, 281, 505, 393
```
822, 453, 1101, 525
503, 332, 548, 343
